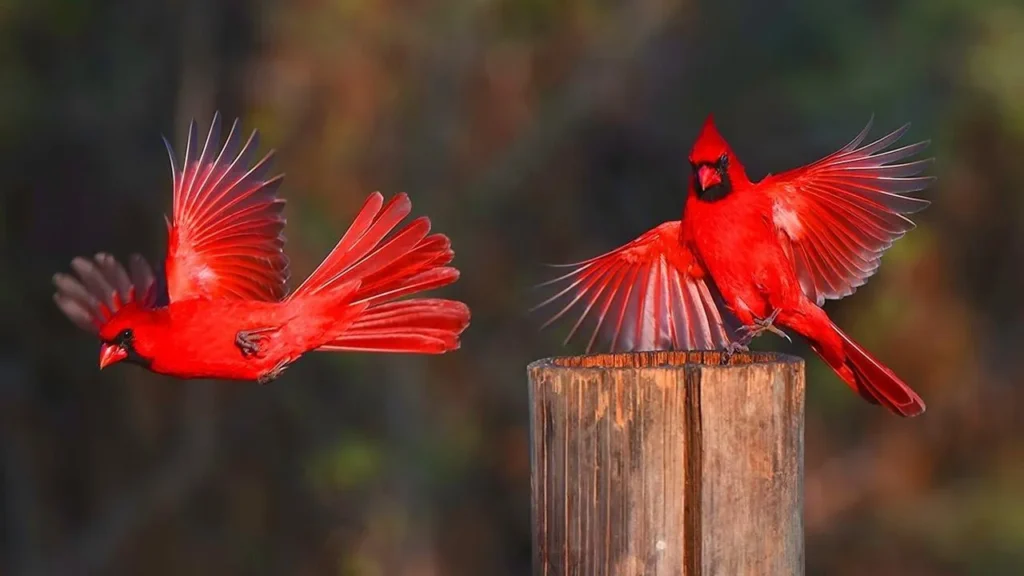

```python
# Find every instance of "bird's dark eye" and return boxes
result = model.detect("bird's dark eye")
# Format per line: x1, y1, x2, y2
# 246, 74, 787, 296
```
718, 154, 729, 169
116, 329, 133, 345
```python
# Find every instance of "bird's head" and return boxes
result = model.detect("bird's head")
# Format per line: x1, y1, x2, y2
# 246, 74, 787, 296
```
96, 303, 158, 370
688, 115, 746, 201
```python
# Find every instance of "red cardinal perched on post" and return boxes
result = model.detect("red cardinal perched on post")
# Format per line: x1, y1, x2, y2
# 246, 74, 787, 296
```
536, 115, 931, 417
53, 114, 470, 383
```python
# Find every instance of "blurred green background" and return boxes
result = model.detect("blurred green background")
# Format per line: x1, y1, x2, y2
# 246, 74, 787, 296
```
2, 0, 1023, 574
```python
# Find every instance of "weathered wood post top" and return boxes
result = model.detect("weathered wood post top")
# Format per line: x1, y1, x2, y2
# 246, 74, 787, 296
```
527, 351, 805, 576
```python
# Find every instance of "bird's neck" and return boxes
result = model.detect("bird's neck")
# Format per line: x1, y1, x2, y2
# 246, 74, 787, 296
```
725, 159, 751, 188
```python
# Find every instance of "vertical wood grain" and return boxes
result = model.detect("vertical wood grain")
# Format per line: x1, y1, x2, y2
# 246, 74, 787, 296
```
527, 351, 805, 576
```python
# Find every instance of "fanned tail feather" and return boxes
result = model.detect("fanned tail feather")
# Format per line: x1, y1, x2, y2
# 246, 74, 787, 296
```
322, 299, 468, 353
288, 192, 469, 354
822, 321, 926, 417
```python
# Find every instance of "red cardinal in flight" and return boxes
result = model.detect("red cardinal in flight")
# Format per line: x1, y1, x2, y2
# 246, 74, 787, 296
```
537, 115, 930, 417
53, 114, 470, 383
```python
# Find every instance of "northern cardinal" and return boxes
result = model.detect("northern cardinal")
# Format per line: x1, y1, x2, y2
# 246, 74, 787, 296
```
53, 114, 469, 383
536, 115, 931, 417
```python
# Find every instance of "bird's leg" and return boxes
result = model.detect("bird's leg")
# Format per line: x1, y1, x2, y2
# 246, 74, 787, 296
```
737, 308, 791, 343
257, 359, 290, 385
721, 309, 790, 364
235, 327, 277, 358
759, 308, 791, 342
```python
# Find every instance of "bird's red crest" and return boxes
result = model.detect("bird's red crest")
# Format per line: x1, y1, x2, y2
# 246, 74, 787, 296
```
97, 301, 144, 343
689, 114, 731, 165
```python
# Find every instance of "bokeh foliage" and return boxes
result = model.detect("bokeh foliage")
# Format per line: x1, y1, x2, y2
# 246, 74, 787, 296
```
2, 0, 1024, 574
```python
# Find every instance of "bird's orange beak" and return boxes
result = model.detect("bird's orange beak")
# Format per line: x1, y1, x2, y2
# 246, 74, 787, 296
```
698, 165, 721, 191
99, 344, 127, 369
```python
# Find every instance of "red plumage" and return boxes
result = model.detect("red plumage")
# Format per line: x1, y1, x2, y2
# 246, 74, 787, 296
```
536, 114, 930, 417
53, 114, 470, 383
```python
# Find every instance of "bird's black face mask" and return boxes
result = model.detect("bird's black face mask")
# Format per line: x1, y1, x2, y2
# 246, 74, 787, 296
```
692, 153, 732, 201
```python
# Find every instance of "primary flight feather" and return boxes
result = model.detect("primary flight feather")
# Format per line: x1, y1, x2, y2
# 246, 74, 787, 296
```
536, 115, 930, 417
54, 114, 470, 383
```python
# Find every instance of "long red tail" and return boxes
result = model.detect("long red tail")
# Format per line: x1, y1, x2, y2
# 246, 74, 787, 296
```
287, 192, 469, 354
820, 321, 925, 417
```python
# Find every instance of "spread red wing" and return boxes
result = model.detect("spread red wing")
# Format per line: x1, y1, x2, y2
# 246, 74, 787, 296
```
534, 221, 740, 352
763, 119, 933, 305
164, 113, 289, 302
53, 253, 162, 333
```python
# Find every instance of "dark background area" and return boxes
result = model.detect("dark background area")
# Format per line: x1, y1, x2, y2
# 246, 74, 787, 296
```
2, 0, 1023, 574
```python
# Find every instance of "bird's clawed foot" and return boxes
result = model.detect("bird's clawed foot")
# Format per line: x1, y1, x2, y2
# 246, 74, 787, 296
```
721, 309, 790, 364
257, 360, 289, 385
737, 308, 791, 343
721, 341, 750, 364
235, 327, 276, 358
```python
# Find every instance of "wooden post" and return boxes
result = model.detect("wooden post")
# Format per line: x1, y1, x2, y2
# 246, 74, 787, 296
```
527, 351, 804, 576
